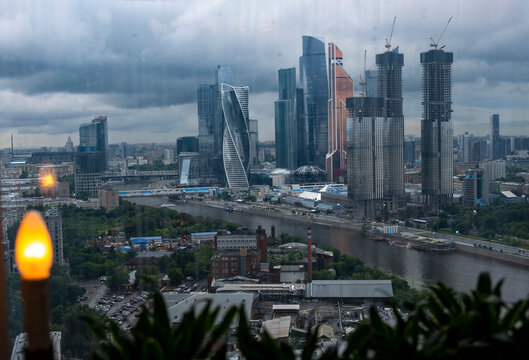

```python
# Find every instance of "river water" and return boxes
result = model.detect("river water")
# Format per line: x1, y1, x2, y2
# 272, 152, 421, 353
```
128, 196, 529, 303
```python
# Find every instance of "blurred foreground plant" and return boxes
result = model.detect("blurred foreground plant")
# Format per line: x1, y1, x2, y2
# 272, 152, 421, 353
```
84, 273, 529, 359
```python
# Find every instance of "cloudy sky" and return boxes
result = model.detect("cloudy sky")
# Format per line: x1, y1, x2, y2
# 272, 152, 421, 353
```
1, 0, 528, 149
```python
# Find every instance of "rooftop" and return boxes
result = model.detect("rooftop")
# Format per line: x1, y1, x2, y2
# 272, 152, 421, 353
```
306, 280, 394, 299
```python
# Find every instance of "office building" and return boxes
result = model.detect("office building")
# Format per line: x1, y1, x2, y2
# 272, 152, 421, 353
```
65, 136, 74, 152
458, 132, 471, 163
376, 47, 405, 208
299, 36, 328, 168
78, 115, 108, 170
326, 43, 354, 182
178, 152, 200, 185
365, 70, 378, 97
463, 168, 488, 208
275, 67, 297, 169
98, 187, 120, 213
249, 119, 259, 166
404, 135, 416, 168
176, 136, 199, 156
420, 48, 453, 210
490, 114, 500, 160
44, 208, 64, 265
221, 83, 250, 188
479, 159, 506, 181
74, 151, 102, 197
346, 97, 385, 217
197, 84, 217, 156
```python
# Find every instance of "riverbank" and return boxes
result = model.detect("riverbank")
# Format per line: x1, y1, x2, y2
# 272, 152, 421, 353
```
185, 199, 529, 268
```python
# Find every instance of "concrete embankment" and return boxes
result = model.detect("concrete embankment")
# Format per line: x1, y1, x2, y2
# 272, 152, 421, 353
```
456, 244, 529, 267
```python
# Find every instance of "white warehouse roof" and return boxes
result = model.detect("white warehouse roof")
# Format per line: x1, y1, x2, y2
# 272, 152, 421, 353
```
306, 280, 393, 299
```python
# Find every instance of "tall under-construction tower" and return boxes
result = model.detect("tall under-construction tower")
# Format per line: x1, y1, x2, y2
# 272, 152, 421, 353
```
375, 17, 405, 210
421, 19, 454, 211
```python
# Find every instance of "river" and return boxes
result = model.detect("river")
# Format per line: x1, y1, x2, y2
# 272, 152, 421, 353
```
128, 196, 529, 303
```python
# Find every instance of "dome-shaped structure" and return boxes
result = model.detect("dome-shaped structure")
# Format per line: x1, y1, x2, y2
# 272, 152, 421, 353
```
271, 168, 291, 175
293, 165, 327, 183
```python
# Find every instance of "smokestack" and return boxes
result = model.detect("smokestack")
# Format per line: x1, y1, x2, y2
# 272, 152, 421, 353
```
256, 225, 267, 263
307, 226, 312, 283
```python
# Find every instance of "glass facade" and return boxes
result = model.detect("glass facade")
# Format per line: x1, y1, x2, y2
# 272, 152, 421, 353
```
490, 114, 500, 160
221, 84, 250, 188
274, 67, 297, 169
327, 43, 354, 183
299, 36, 328, 169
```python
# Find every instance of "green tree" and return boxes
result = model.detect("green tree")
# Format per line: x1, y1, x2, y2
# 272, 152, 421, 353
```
106, 266, 130, 291
168, 266, 184, 286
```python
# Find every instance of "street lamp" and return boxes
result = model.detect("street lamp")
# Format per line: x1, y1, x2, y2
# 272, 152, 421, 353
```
15, 210, 53, 359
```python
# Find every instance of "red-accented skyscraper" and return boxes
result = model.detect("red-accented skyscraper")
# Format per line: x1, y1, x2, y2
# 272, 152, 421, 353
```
326, 43, 354, 183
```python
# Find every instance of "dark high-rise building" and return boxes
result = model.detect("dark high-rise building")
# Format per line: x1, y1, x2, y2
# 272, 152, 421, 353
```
249, 119, 259, 166
176, 136, 199, 156
221, 84, 250, 188
490, 114, 500, 160
74, 151, 103, 197
420, 49, 453, 210
299, 36, 328, 169
463, 168, 488, 208
365, 70, 378, 97
197, 84, 216, 156
275, 67, 297, 169
44, 208, 64, 265
376, 48, 404, 208
78, 116, 108, 170
295, 87, 305, 167
327, 43, 354, 183
404, 135, 416, 168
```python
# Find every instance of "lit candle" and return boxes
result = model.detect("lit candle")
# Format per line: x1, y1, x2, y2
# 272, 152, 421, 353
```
15, 210, 53, 359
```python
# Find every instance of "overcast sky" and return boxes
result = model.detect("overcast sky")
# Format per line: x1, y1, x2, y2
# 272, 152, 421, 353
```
1, 0, 528, 148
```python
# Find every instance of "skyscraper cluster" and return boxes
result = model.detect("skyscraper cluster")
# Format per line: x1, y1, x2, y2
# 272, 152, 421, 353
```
271, 29, 454, 215
274, 36, 329, 172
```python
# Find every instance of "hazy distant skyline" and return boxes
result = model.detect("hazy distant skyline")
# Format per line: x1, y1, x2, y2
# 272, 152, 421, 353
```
1, 0, 528, 148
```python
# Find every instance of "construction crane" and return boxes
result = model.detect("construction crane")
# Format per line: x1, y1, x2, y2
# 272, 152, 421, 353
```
430, 16, 453, 50
359, 50, 367, 97
385, 16, 397, 51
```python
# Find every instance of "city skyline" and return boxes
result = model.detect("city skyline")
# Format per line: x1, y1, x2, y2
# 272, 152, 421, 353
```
1, 0, 529, 148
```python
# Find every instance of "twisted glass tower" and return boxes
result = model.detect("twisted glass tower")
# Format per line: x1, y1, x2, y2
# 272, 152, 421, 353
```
221, 83, 250, 188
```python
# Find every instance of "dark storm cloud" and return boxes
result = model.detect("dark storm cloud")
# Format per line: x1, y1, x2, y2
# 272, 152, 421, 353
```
0, 0, 528, 145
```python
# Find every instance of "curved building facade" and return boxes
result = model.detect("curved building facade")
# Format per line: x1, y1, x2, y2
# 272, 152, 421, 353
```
221, 83, 250, 188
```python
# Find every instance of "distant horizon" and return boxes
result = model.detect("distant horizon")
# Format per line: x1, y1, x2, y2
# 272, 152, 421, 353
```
1, 0, 529, 147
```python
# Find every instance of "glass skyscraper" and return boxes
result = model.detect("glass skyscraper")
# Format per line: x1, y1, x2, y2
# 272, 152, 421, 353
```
490, 114, 500, 160
327, 43, 354, 183
197, 84, 216, 156
299, 36, 328, 169
421, 49, 454, 210
274, 67, 297, 169
221, 84, 250, 188
78, 115, 108, 170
